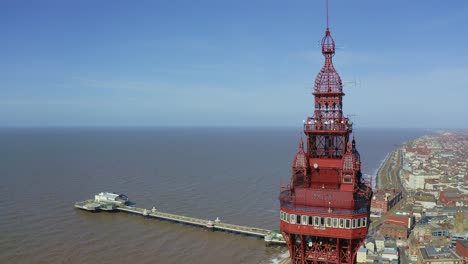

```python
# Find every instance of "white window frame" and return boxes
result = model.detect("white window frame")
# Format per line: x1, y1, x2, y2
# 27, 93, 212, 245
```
314, 216, 320, 226
362, 217, 367, 227
345, 219, 351, 229
326, 217, 332, 227
290, 214, 296, 224
333, 218, 338, 228
302, 215, 308, 225
339, 218, 344, 228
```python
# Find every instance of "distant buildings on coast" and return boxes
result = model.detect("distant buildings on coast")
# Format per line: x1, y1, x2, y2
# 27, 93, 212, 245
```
360, 131, 468, 263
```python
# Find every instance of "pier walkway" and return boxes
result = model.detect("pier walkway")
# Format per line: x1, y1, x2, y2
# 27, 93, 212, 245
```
117, 205, 271, 238
75, 194, 285, 245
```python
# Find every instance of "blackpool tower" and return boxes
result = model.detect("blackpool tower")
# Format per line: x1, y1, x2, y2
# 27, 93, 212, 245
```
279, 1, 373, 263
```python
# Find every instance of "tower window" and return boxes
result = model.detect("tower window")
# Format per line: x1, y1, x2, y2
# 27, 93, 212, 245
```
308, 216, 313, 225
326, 217, 332, 227
296, 215, 301, 224
339, 218, 344, 228
314, 216, 320, 226
333, 218, 338, 228
357, 218, 361, 228
345, 219, 351, 229
302, 215, 308, 225
291, 215, 296, 224
362, 218, 367, 227
352, 219, 356, 229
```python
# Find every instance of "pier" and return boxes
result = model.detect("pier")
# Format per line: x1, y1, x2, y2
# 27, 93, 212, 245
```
74, 193, 285, 245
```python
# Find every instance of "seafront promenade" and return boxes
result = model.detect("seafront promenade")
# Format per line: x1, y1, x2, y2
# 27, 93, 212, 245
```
375, 149, 403, 191
369, 148, 407, 232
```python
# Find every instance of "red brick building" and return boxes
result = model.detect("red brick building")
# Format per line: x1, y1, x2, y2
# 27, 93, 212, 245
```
380, 224, 408, 240
380, 215, 413, 240
439, 190, 468, 207
386, 215, 412, 228
455, 240, 468, 260
371, 189, 403, 216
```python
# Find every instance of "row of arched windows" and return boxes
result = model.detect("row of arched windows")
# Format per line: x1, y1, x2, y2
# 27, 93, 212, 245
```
280, 210, 367, 229
316, 102, 341, 110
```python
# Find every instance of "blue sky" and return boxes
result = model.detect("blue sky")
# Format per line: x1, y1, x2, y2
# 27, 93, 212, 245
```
1, 0, 467, 128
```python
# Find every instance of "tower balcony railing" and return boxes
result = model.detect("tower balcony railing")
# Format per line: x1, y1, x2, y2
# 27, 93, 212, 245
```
304, 118, 352, 132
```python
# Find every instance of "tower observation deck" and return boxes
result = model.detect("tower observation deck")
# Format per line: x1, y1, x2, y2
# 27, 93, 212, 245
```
279, 2, 373, 263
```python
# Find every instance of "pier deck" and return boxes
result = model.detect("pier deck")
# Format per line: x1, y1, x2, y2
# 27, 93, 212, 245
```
74, 196, 285, 245
117, 205, 271, 237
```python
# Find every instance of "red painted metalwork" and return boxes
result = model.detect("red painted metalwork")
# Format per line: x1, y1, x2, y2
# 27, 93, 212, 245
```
279, 1, 373, 263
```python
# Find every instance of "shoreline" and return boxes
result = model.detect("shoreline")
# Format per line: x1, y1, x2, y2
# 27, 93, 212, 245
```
373, 152, 391, 189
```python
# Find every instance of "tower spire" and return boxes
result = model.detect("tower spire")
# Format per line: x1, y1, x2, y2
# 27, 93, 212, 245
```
326, 0, 329, 29
279, 2, 372, 263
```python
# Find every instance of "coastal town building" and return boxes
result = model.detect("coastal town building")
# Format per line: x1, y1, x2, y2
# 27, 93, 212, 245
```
411, 192, 437, 209
429, 223, 449, 237
380, 224, 408, 240
375, 235, 385, 253
382, 248, 399, 262
440, 189, 468, 207
408, 172, 440, 190
455, 239, 468, 260
371, 189, 403, 217
365, 241, 375, 254
417, 246, 463, 264
356, 247, 367, 263
454, 209, 467, 232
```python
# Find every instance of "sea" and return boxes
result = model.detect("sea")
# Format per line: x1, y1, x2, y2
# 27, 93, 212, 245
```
0, 127, 430, 263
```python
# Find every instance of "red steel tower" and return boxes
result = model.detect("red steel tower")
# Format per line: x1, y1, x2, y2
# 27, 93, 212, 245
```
279, 2, 373, 263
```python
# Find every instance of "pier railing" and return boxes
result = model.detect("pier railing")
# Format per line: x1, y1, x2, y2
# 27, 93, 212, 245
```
118, 205, 272, 237
75, 200, 285, 244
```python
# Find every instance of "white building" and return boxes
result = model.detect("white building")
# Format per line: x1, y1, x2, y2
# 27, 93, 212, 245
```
382, 248, 399, 262
357, 246, 367, 263
375, 236, 385, 252
365, 241, 375, 254
408, 172, 439, 190
94, 192, 129, 205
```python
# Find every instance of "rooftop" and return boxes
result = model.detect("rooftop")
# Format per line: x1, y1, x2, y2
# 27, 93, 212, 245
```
457, 239, 468, 248
420, 246, 459, 260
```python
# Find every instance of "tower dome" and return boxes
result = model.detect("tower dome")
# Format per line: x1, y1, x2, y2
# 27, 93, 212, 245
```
314, 29, 343, 94
292, 138, 308, 171
321, 28, 335, 55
